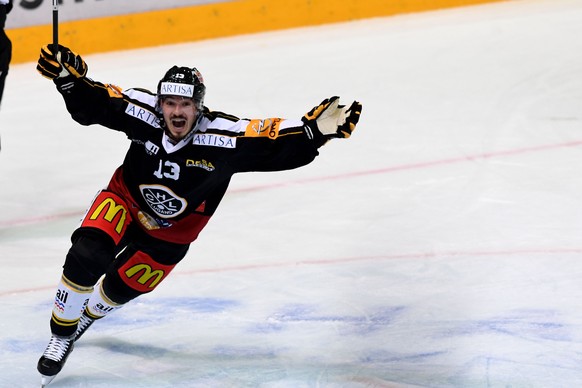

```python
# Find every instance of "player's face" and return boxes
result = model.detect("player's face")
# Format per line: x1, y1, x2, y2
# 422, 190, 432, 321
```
160, 96, 199, 140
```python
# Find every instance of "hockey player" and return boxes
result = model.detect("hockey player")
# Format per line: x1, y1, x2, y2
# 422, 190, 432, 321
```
35, 43, 362, 386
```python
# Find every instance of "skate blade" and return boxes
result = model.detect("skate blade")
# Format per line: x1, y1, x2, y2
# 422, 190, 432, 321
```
40, 374, 56, 387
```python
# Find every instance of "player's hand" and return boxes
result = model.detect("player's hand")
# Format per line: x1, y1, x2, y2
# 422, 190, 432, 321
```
1, 0, 13, 14
37, 44, 88, 80
302, 96, 362, 142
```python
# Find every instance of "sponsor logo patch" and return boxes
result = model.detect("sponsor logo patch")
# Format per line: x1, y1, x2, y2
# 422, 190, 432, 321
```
139, 184, 187, 218
186, 159, 215, 171
118, 251, 176, 293
193, 134, 236, 149
88, 198, 128, 235
106, 84, 123, 98
94, 302, 117, 315
125, 103, 160, 128
144, 141, 160, 155
159, 82, 194, 98
245, 118, 281, 139
54, 289, 68, 314
53, 300, 65, 314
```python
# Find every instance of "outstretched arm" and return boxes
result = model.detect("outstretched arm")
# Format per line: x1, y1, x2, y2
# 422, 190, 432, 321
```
227, 96, 363, 173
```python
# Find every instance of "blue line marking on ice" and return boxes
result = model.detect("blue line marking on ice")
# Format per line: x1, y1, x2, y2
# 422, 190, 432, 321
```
251, 304, 406, 334
437, 309, 571, 342
360, 349, 447, 364
0, 338, 38, 353
153, 296, 241, 313
81, 296, 241, 330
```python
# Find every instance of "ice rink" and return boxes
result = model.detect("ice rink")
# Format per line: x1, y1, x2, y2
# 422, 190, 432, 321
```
2, 0, 582, 386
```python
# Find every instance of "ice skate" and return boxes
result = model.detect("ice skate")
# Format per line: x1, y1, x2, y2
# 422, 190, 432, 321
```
40, 374, 56, 388
74, 311, 96, 341
37, 334, 74, 386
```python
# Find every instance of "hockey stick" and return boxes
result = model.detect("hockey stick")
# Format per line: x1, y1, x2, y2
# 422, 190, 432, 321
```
52, 0, 58, 51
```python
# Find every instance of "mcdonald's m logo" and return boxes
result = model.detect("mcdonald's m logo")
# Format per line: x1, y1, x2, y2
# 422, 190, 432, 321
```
118, 251, 176, 293
125, 263, 165, 291
89, 198, 128, 234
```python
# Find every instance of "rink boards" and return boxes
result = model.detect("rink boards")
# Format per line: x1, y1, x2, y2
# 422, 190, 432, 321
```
6, 0, 508, 64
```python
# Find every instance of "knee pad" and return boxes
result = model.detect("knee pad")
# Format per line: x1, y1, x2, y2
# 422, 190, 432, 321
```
63, 229, 116, 286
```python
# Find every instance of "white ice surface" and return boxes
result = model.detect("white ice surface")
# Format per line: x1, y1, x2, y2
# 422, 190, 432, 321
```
2, 0, 582, 386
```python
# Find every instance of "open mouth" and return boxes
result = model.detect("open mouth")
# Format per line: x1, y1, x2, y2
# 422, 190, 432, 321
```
171, 118, 187, 130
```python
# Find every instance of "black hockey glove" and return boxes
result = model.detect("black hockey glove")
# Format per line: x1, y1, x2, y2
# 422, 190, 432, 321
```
302, 96, 362, 145
37, 44, 88, 80
1, 0, 13, 14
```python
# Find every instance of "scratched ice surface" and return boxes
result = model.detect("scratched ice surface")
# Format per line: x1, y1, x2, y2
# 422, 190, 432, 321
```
2, 0, 582, 386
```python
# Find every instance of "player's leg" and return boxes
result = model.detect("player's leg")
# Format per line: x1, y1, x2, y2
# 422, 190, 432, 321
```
76, 228, 190, 338
38, 190, 131, 381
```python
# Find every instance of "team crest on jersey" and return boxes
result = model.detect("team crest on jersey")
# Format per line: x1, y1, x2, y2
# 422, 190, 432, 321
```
139, 184, 187, 218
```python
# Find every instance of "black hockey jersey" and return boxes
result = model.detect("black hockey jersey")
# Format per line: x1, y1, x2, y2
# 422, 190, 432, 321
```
54, 76, 321, 244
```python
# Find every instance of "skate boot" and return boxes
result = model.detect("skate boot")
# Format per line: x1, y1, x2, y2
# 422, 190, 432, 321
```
74, 311, 96, 342
37, 334, 75, 386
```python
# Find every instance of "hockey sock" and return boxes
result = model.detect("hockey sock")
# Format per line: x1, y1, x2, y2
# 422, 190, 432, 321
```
50, 275, 93, 337
85, 281, 124, 319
